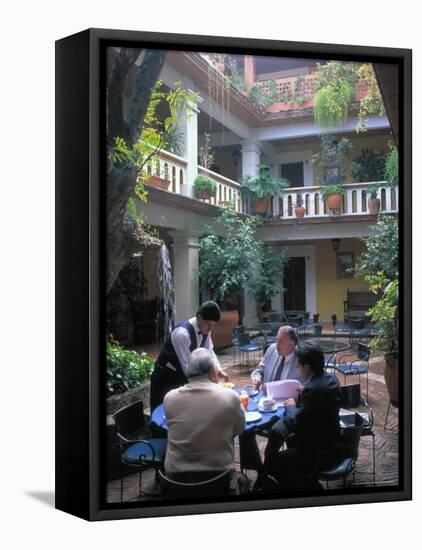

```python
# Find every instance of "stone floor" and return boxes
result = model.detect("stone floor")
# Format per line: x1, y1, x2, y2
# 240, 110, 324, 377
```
106, 341, 399, 503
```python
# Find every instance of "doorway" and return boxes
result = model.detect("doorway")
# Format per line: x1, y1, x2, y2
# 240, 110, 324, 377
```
283, 257, 306, 310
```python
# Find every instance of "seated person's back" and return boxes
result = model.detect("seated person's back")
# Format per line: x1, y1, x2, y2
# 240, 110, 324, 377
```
164, 348, 245, 474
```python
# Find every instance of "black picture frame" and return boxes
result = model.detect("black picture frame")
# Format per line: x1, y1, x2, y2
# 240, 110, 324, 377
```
55, 28, 412, 521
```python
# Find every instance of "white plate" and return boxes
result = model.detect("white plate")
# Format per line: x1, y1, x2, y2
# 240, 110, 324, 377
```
245, 411, 262, 423
259, 404, 278, 413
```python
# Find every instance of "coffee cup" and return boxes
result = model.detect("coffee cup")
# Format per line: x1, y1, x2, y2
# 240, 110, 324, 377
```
261, 397, 275, 411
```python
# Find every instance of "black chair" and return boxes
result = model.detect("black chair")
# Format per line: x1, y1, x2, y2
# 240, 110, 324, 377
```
112, 401, 167, 501
237, 332, 263, 371
232, 325, 246, 366
340, 384, 376, 484
334, 343, 370, 400
158, 469, 235, 498
348, 317, 369, 345
318, 413, 364, 489
324, 352, 337, 372
313, 313, 320, 323
269, 313, 288, 323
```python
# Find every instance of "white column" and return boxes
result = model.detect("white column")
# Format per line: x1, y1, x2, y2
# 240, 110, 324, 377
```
241, 140, 261, 179
179, 94, 203, 198
170, 232, 200, 323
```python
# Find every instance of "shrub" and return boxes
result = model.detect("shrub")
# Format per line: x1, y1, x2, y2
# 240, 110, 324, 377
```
385, 144, 398, 185
106, 342, 154, 396
193, 175, 217, 197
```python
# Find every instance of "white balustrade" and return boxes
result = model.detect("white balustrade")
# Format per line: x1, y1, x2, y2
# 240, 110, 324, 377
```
197, 166, 244, 213
147, 149, 188, 195
273, 182, 399, 219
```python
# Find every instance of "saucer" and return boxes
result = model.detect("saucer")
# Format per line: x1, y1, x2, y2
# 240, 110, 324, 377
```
245, 411, 262, 423
259, 403, 278, 413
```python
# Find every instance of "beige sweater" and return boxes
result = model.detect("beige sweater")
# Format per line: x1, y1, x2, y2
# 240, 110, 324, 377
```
163, 378, 245, 473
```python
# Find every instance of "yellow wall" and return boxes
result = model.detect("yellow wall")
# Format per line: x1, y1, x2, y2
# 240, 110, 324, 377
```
315, 238, 369, 320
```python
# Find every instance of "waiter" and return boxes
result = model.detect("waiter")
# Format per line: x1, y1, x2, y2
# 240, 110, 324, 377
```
150, 301, 230, 411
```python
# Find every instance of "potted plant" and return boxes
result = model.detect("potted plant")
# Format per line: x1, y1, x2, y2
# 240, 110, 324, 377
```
198, 205, 263, 348
193, 175, 217, 200
320, 184, 346, 210
294, 193, 306, 217
248, 246, 289, 320
313, 135, 352, 213
241, 163, 289, 216
355, 217, 399, 404
366, 183, 380, 214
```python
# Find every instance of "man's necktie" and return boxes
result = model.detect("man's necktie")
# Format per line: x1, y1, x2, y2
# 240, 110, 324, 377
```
199, 332, 207, 347
274, 356, 286, 380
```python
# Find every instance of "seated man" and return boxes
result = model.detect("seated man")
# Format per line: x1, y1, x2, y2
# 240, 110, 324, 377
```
263, 342, 343, 492
163, 348, 247, 494
251, 326, 301, 390
239, 326, 301, 473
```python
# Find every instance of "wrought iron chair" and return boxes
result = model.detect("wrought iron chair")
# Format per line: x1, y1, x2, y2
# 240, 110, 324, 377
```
232, 325, 246, 367
348, 317, 369, 345
340, 384, 376, 484
237, 332, 264, 371
318, 412, 364, 489
334, 343, 370, 400
269, 313, 288, 323
157, 469, 235, 498
112, 400, 167, 501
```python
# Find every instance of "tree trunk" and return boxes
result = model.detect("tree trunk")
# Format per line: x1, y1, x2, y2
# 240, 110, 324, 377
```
106, 48, 167, 293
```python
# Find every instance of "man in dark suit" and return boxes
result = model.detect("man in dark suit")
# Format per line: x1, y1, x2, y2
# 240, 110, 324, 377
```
262, 342, 343, 492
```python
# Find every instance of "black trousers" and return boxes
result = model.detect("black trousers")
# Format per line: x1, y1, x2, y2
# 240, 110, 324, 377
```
238, 417, 288, 472
149, 363, 187, 412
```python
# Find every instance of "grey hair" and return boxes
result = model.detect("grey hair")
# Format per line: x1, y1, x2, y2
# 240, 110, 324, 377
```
186, 348, 218, 379
277, 325, 298, 344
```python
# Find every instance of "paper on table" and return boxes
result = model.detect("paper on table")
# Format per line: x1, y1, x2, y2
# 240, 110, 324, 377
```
266, 379, 301, 405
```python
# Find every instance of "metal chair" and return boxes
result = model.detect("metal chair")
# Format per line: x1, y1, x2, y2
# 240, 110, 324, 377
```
324, 352, 337, 372
318, 413, 364, 489
158, 469, 234, 498
237, 333, 263, 371
348, 317, 369, 345
112, 400, 167, 501
340, 384, 376, 484
269, 313, 288, 323
232, 325, 246, 367
334, 343, 370, 400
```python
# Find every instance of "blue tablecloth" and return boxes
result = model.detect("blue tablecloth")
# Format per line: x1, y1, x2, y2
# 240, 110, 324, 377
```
149, 386, 285, 432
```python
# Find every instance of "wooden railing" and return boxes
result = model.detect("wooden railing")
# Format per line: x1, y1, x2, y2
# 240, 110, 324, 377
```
272, 182, 398, 219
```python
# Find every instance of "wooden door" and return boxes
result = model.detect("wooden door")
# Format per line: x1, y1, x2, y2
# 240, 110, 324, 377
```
283, 257, 306, 310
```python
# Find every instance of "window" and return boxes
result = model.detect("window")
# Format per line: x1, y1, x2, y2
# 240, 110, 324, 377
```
281, 162, 304, 187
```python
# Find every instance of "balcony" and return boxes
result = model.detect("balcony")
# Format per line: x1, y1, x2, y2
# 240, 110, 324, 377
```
145, 152, 397, 221
272, 182, 398, 220
257, 74, 370, 114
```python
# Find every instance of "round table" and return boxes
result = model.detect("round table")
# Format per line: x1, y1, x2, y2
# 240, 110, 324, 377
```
149, 386, 285, 433
303, 338, 350, 354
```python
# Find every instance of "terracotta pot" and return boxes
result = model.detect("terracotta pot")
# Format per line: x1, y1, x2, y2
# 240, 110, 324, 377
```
195, 190, 211, 200
146, 175, 170, 190
368, 197, 381, 215
384, 355, 399, 405
212, 310, 239, 350
295, 206, 306, 217
251, 197, 270, 215
326, 193, 343, 211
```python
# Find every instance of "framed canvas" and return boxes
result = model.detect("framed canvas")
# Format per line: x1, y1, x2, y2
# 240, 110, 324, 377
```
56, 28, 412, 521
337, 252, 354, 279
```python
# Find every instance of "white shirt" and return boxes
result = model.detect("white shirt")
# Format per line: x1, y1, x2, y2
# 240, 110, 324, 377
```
171, 316, 222, 377
251, 344, 301, 384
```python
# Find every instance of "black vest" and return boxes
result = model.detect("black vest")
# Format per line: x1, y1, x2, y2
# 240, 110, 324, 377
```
155, 320, 207, 375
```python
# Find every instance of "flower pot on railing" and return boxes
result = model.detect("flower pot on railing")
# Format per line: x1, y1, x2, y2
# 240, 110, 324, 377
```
251, 197, 270, 215
146, 175, 170, 190
368, 197, 381, 214
195, 190, 212, 200
326, 193, 343, 211
295, 206, 306, 217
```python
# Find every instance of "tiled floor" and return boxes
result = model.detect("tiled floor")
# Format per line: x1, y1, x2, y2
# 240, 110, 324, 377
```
107, 341, 399, 503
